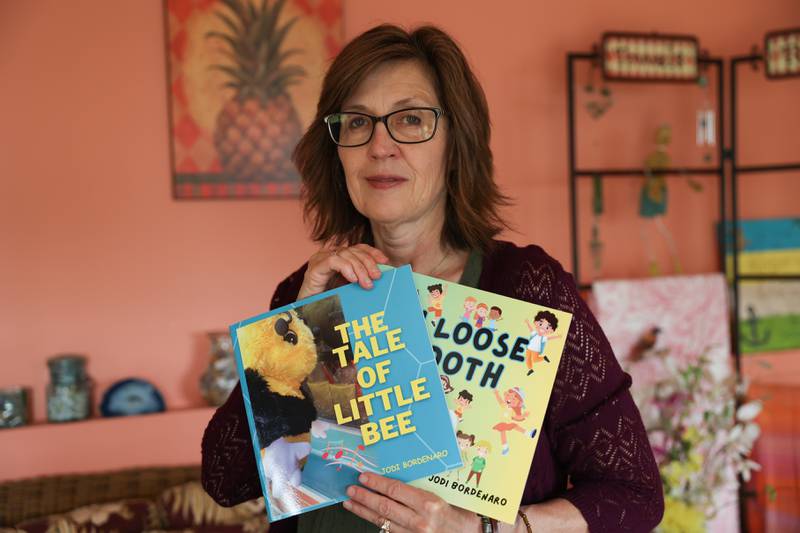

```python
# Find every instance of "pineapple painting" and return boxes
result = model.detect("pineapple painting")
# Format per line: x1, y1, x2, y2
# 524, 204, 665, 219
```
165, 0, 342, 199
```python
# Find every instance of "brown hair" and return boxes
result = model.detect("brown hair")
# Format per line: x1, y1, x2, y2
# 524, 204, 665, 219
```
293, 24, 511, 253
456, 430, 475, 446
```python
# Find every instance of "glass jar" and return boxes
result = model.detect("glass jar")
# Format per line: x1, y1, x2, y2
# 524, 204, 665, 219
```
0, 387, 29, 429
199, 331, 238, 406
46, 354, 92, 422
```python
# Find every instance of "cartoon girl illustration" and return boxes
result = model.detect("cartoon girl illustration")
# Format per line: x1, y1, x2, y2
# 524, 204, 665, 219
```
461, 296, 477, 322
473, 303, 489, 328
453, 389, 473, 422
492, 387, 532, 455
440, 374, 454, 394
449, 430, 475, 480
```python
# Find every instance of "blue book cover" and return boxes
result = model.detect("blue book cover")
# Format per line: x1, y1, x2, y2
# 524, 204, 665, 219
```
230, 265, 461, 522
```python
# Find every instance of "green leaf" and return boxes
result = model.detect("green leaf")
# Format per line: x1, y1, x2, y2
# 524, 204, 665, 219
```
247, 1, 258, 24
205, 31, 249, 61
277, 48, 304, 63
268, 65, 307, 87
216, 49, 255, 72
266, 0, 288, 39
766, 484, 777, 502
220, 0, 248, 25
272, 16, 298, 53
247, 4, 268, 52
213, 11, 243, 36
210, 64, 253, 85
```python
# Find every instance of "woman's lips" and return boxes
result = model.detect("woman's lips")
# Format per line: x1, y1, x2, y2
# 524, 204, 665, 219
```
365, 175, 407, 189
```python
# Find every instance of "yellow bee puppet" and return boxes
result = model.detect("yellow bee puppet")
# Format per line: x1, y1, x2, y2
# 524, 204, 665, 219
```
238, 310, 319, 511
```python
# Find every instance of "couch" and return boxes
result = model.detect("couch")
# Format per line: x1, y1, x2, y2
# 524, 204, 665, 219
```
0, 465, 269, 532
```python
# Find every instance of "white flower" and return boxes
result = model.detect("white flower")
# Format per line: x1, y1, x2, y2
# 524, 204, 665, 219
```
743, 423, 761, 443
626, 349, 762, 518
736, 401, 762, 422
728, 424, 743, 443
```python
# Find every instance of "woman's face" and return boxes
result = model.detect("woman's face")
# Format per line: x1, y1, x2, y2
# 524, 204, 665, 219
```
337, 60, 448, 228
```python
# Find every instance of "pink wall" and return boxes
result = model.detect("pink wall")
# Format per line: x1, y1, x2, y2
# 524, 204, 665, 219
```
1, 0, 798, 430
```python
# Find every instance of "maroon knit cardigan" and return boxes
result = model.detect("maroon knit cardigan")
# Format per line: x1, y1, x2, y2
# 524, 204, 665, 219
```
201, 240, 664, 532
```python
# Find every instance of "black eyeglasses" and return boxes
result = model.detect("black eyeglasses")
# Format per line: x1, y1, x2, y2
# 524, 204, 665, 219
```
323, 107, 443, 147
274, 312, 298, 345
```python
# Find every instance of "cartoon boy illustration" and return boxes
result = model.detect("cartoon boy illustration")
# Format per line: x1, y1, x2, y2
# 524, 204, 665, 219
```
466, 441, 491, 486
453, 389, 473, 422
473, 303, 489, 328
523, 310, 561, 376
426, 283, 446, 318
487, 306, 503, 331
450, 430, 475, 480
492, 387, 532, 455
461, 296, 477, 322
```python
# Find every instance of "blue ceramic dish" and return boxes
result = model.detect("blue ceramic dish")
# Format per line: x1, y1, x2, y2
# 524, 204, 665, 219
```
100, 378, 166, 417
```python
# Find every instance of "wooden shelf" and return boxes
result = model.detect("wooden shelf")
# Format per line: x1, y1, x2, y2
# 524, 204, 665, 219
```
0, 407, 217, 482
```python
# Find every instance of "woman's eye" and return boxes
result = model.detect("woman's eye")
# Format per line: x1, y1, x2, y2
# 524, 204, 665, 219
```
400, 113, 422, 125
348, 117, 368, 129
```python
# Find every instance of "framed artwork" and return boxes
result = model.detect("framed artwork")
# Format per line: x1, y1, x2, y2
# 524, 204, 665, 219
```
591, 274, 738, 533
164, 0, 343, 199
723, 217, 800, 353
591, 274, 732, 386
601, 31, 699, 82
765, 27, 800, 80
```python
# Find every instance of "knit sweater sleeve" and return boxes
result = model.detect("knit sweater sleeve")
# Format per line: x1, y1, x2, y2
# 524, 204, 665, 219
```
200, 264, 307, 508
504, 244, 664, 532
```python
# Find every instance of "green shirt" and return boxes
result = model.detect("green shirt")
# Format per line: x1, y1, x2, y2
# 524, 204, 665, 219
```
297, 249, 484, 533
471, 456, 487, 473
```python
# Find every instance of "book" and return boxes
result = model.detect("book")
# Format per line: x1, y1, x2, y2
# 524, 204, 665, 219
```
230, 265, 461, 522
409, 273, 573, 524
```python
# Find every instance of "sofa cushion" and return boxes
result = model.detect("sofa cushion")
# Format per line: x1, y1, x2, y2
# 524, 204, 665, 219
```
15, 499, 159, 532
157, 481, 267, 531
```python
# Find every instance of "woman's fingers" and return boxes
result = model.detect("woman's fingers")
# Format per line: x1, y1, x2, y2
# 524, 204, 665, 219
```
358, 473, 435, 514
327, 251, 359, 283
355, 243, 390, 266
344, 485, 417, 532
343, 496, 412, 532
336, 248, 376, 288
297, 244, 391, 300
345, 473, 452, 532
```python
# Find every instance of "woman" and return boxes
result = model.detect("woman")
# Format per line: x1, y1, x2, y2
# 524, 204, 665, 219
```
202, 24, 664, 533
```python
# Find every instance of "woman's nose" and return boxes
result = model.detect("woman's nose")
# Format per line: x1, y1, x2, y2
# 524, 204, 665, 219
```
366, 121, 399, 159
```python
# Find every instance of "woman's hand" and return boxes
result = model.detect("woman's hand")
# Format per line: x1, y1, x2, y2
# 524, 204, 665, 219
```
297, 244, 389, 300
343, 472, 482, 532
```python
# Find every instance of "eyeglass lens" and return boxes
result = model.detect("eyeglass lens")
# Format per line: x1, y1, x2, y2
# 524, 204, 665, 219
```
327, 108, 437, 146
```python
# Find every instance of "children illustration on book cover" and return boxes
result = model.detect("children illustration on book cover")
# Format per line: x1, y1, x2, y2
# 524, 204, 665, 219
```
413, 273, 572, 524
492, 387, 535, 455
523, 311, 562, 376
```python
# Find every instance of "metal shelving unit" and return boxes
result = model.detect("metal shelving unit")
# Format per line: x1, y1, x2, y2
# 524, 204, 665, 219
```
728, 53, 800, 375
566, 52, 726, 291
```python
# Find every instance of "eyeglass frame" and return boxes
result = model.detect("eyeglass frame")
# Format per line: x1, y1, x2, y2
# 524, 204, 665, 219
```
322, 106, 444, 147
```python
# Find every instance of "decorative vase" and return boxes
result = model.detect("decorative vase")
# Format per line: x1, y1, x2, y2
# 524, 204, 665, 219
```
200, 332, 238, 406
46, 354, 92, 422
0, 387, 29, 429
